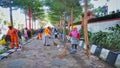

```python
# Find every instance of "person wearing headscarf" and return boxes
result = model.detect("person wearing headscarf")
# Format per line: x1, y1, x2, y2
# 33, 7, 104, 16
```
69, 26, 80, 53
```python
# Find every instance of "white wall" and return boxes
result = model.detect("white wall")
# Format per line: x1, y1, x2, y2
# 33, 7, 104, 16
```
76, 19, 120, 33
88, 19, 120, 33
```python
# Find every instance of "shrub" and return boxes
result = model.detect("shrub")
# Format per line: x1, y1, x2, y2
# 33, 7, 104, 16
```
80, 24, 120, 51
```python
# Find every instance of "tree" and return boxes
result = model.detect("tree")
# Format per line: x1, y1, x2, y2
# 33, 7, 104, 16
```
44, 0, 83, 28
62, 0, 82, 28
0, 0, 44, 27
44, 0, 65, 25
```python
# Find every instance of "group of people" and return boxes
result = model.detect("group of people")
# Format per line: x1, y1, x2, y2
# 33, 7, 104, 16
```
38, 27, 53, 46
6, 23, 80, 54
38, 26, 60, 46
5, 23, 32, 49
37, 26, 80, 54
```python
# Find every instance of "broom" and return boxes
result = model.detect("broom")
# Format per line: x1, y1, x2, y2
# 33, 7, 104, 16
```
58, 45, 68, 58
53, 41, 58, 46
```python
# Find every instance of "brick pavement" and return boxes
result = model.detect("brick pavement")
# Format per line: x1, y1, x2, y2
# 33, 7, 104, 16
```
0, 37, 114, 68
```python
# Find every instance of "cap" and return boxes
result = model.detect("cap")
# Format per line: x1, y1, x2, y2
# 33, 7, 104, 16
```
8, 23, 12, 27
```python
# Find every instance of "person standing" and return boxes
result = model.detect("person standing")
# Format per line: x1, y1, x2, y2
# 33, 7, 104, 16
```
27, 29, 32, 39
44, 27, 52, 46
69, 26, 80, 53
54, 28, 58, 38
24, 28, 28, 41
7, 23, 19, 49
39, 27, 43, 40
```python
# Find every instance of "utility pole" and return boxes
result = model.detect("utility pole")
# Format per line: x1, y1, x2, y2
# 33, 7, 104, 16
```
84, 0, 91, 59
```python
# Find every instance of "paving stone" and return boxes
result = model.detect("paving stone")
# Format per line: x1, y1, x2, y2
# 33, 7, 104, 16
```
51, 59, 66, 66
0, 36, 114, 68
7, 61, 26, 68
22, 51, 31, 56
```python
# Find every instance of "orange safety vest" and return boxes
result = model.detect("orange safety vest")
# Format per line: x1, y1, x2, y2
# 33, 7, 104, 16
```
44, 28, 51, 35
7, 28, 18, 41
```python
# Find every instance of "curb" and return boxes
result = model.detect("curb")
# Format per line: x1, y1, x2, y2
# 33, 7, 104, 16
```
66, 36, 120, 68
0, 38, 33, 60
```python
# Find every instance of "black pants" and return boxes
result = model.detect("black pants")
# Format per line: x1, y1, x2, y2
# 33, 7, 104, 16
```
72, 44, 78, 49
55, 34, 58, 38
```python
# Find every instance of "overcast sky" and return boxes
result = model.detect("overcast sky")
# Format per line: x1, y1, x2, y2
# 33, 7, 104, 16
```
0, 0, 120, 24
90, 0, 120, 12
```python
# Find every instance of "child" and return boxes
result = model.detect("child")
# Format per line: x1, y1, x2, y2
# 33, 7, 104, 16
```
69, 26, 80, 53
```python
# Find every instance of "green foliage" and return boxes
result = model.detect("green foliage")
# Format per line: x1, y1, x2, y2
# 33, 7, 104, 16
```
44, 0, 82, 25
0, 48, 7, 54
80, 24, 120, 51
0, 0, 44, 21
44, 0, 65, 24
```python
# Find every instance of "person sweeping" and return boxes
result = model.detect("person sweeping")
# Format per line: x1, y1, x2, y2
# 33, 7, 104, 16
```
44, 27, 52, 46
69, 25, 80, 53
7, 23, 19, 49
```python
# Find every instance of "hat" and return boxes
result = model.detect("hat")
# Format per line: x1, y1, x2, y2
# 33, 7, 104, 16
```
8, 23, 12, 27
72, 25, 77, 29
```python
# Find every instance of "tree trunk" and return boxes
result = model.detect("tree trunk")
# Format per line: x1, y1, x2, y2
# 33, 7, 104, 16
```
9, 0, 13, 26
68, 17, 71, 32
25, 13, 27, 28
28, 6, 31, 30
71, 6, 74, 27
84, 0, 91, 59
59, 16, 62, 32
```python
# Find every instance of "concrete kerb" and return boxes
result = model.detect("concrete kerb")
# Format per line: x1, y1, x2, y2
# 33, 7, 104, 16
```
0, 38, 34, 61
66, 35, 120, 68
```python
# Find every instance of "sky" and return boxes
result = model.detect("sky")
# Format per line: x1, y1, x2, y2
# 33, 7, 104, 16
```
90, 0, 120, 12
0, 0, 120, 29
0, 7, 26, 28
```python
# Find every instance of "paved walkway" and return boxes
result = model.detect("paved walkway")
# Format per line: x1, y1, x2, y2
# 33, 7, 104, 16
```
0, 37, 114, 68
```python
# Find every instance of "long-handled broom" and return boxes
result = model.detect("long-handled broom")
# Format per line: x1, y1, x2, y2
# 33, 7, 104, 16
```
58, 45, 67, 58
53, 41, 58, 46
